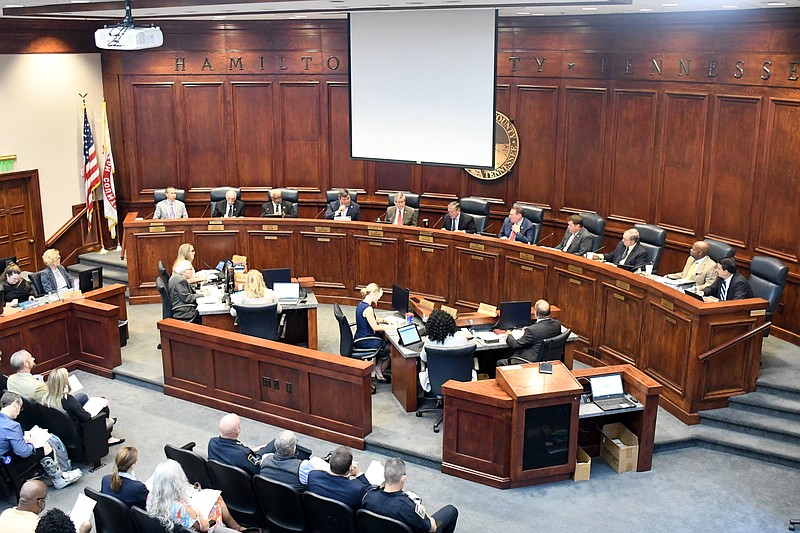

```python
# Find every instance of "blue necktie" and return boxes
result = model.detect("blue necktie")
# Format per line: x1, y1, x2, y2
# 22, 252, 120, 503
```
719, 281, 727, 301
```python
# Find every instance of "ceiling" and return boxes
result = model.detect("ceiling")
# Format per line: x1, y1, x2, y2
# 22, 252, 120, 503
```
1, 0, 797, 21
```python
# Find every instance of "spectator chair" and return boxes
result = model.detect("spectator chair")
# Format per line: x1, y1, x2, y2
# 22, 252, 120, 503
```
0, 453, 44, 505
504, 329, 572, 366
704, 238, 736, 263
38, 403, 109, 470
326, 189, 358, 204
153, 188, 185, 204
749, 256, 789, 333
208, 459, 267, 528
268, 188, 300, 216
253, 474, 309, 533
633, 223, 667, 273
357, 509, 414, 533
386, 192, 420, 209
580, 213, 606, 252
84, 487, 138, 533
131, 506, 194, 533
459, 197, 491, 235
28, 271, 45, 297
15, 396, 41, 431
155, 277, 173, 349
232, 303, 284, 341
302, 491, 358, 533
209, 186, 241, 215
519, 205, 545, 245
158, 261, 170, 287
332, 303, 386, 361
415, 344, 477, 433
164, 442, 214, 490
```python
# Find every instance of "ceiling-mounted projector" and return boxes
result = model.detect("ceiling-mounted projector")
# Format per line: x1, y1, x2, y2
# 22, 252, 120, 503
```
95, 0, 163, 50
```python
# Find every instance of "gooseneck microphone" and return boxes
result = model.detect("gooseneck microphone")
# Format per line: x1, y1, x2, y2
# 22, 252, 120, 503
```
199, 203, 210, 219
313, 207, 326, 219
536, 232, 554, 246
432, 215, 444, 229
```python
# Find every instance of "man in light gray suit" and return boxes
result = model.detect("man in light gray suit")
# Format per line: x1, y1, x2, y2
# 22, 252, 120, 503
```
153, 186, 189, 219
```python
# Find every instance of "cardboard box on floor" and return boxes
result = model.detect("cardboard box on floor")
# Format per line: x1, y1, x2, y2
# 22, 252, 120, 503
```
600, 422, 639, 473
573, 447, 591, 481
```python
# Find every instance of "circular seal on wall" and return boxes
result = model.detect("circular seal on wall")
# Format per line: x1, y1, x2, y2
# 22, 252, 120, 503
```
465, 111, 519, 181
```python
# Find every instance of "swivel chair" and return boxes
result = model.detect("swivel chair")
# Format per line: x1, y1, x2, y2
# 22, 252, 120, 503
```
459, 197, 491, 235
326, 189, 358, 204
232, 303, 283, 341
581, 213, 606, 252
253, 475, 309, 533
705, 238, 736, 263
158, 260, 170, 287
84, 487, 138, 533
386, 192, 420, 209
155, 277, 173, 349
333, 303, 386, 361
153, 188, 186, 204
415, 344, 477, 433
267, 188, 300, 216
303, 491, 358, 533
633, 223, 667, 273
519, 205, 545, 245
210, 186, 241, 215
749, 256, 789, 334
28, 271, 45, 297
0, 255, 16, 273
357, 509, 414, 533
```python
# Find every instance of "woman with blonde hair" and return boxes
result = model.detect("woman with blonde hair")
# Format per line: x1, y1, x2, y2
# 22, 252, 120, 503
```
172, 243, 196, 274
0, 262, 34, 303
40, 248, 73, 293
230, 269, 281, 317
101, 446, 148, 508
354, 283, 394, 381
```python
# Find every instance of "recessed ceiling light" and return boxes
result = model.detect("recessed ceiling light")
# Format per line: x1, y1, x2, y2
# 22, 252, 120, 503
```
213, 15, 225, 19
70, 1, 90, 3
517, 11, 530, 14
531, 13, 546, 16
291, 14, 308, 18
721, 4, 738, 7
3, 3, 23, 6
582, 6, 598, 10
766, 1, 786, 4
639, 7, 654, 10
662, 3, 679, 5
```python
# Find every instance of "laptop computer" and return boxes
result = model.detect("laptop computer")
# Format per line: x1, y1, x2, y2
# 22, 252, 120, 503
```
589, 373, 635, 411
396, 323, 425, 352
273, 282, 301, 305
683, 288, 705, 302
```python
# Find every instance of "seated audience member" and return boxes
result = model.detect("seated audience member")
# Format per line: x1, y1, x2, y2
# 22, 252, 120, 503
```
498, 204, 535, 244
355, 283, 395, 382
499, 300, 562, 365
667, 241, 718, 290
42, 368, 122, 446
0, 479, 48, 532
418, 310, 471, 392
555, 214, 593, 255
34, 508, 91, 533
588, 228, 649, 270
324, 189, 361, 221
147, 459, 246, 532
208, 413, 266, 477
7, 350, 47, 402
212, 189, 245, 218
703, 257, 754, 301
101, 446, 149, 509
307, 446, 373, 510
169, 260, 205, 324
362, 457, 458, 533
1, 262, 35, 303
40, 249, 73, 294
261, 190, 297, 218
441, 201, 476, 234
153, 186, 189, 219
0, 392, 81, 490
230, 270, 281, 317
385, 193, 418, 226
260, 430, 322, 492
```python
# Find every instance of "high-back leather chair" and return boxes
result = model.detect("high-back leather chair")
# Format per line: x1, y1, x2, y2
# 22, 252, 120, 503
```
268, 188, 300, 215
210, 186, 241, 214
158, 261, 170, 287
357, 509, 414, 533
749, 256, 789, 328
155, 276, 172, 350
538, 329, 572, 363
386, 193, 420, 209
581, 213, 606, 252
303, 491, 358, 533
415, 344, 477, 433
232, 303, 281, 341
633, 223, 667, 273
208, 459, 266, 528
38, 403, 109, 469
519, 205, 545, 245
28, 271, 45, 297
0, 255, 16, 273
705, 238, 736, 263
326, 189, 358, 204
333, 303, 385, 360
164, 443, 214, 489
459, 197, 491, 234
153, 188, 185, 204
253, 475, 308, 533
84, 487, 138, 533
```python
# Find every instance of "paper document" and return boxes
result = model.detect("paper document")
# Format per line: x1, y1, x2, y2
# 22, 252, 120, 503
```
196, 295, 219, 305
69, 493, 96, 532
27, 426, 51, 448
364, 460, 385, 486
68, 374, 84, 393
383, 315, 405, 326
510, 329, 525, 340
307, 456, 331, 473
334, 215, 352, 221
83, 396, 110, 417
189, 488, 222, 518
474, 331, 501, 342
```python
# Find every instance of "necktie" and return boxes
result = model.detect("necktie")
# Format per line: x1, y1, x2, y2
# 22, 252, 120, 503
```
620, 246, 631, 265
509, 226, 517, 242
275, 203, 281, 215
227, 204, 233, 218
564, 232, 576, 251
719, 281, 727, 301
395, 208, 403, 225
686, 260, 698, 279
169, 203, 175, 218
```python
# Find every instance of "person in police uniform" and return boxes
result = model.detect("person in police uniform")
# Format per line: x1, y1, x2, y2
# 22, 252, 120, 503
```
362, 457, 458, 533
207, 413, 265, 476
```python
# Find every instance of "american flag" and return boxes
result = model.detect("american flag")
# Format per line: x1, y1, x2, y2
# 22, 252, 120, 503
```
83, 105, 100, 233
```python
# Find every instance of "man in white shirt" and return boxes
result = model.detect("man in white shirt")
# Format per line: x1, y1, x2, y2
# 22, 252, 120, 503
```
385, 193, 418, 226
261, 190, 297, 218
153, 186, 189, 219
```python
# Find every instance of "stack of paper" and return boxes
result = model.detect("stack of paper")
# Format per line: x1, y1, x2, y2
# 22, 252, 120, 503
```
69, 493, 96, 532
83, 397, 110, 417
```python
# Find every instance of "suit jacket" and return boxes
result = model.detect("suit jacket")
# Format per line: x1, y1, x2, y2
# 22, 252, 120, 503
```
603, 241, 649, 269
307, 470, 373, 511
505, 317, 563, 362
556, 227, 593, 255
40, 265, 73, 293
101, 474, 149, 509
385, 205, 418, 226
208, 436, 262, 476
261, 200, 297, 218
212, 199, 245, 218
703, 272, 753, 301
153, 199, 189, 219
667, 256, 718, 290
498, 217, 535, 244
442, 213, 477, 234
168, 272, 199, 321
324, 200, 361, 221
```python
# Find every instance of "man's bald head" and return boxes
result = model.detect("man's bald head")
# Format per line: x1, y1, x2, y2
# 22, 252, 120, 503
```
17, 479, 47, 514
219, 413, 241, 439
534, 299, 551, 318
690, 241, 710, 259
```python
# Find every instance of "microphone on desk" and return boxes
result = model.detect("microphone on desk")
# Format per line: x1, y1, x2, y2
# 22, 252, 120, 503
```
432, 216, 444, 229
483, 222, 495, 235
142, 210, 156, 220
313, 207, 326, 219
199, 203, 210, 219
374, 215, 385, 223
536, 232, 554, 246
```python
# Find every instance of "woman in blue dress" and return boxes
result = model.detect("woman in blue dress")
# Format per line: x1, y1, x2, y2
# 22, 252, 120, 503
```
354, 283, 395, 381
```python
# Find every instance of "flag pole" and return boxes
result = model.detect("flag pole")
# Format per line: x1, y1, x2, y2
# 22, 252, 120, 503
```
96, 188, 108, 254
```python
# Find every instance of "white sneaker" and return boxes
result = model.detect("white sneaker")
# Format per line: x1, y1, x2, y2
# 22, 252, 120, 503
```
53, 474, 79, 489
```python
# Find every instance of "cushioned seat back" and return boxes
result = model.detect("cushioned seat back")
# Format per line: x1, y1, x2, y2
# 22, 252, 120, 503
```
386, 193, 420, 209
326, 189, 358, 204
268, 188, 299, 214
705, 238, 736, 263
633, 223, 667, 273
749, 256, 789, 317
581, 213, 606, 252
425, 344, 477, 398
539, 329, 572, 362
520, 205, 545, 245
37, 404, 84, 459
153, 188, 185, 203
303, 491, 358, 533
232, 303, 279, 340
131, 506, 194, 533
15, 397, 41, 432
470, 214, 488, 234
29, 271, 45, 297
357, 509, 414, 533
210, 187, 241, 214
460, 197, 490, 216
333, 303, 354, 357
157, 261, 170, 287
155, 277, 173, 320
253, 475, 308, 533
164, 444, 213, 489
84, 487, 138, 533
208, 460, 265, 527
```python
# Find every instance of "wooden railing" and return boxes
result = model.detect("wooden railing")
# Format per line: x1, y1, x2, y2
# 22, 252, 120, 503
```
696, 322, 773, 363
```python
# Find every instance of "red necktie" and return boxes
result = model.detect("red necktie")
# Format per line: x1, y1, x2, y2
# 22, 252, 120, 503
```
395, 208, 403, 225
509, 229, 517, 241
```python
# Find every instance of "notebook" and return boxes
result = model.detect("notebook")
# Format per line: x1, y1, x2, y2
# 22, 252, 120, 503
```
396, 323, 424, 352
589, 373, 635, 411
273, 282, 301, 305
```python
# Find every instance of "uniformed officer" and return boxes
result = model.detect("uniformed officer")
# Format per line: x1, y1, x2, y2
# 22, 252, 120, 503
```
362, 457, 458, 533
207, 413, 265, 476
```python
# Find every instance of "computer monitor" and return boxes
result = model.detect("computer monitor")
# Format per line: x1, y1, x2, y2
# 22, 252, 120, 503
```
496, 301, 532, 330
78, 266, 103, 293
225, 264, 235, 294
392, 284, 410, 315
0, 255, 16, 273
262, 268, 291, 289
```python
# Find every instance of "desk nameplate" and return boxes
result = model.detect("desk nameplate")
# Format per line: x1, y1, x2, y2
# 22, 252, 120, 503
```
419, 235, 434, 243
368, 229, 384, 237
661, 298, 674, 310
207, 224, 226, 231
568, 264, 583, 274
315, 226, 331, 233
149, 226, 166, 233
470, 242, 485, 251
519, 252, 535, 262
262, 224, 279, 231
616, 280, 630, 291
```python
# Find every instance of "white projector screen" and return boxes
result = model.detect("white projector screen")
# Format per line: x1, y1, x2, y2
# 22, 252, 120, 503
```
349, 9, 497, 168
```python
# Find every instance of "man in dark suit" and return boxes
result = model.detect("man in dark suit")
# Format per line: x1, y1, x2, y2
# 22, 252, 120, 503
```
324, 189, 361, 221
211, 189, 245, 218
307, 446, 373, 510
498, 205, 535, 244
168, 260, 203, 323
385, 192, 418, 226
441, 201, 477, 233
555, 214, 593, 255
590, 228, 649, 270
703, 257, 754, 301
261, 189, 297, 218
502, 300, 563, 363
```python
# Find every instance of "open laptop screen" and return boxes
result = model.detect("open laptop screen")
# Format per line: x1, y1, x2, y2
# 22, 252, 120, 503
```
496, 301, 531, 330
273, 282, 300, 300
589, 374, 624, 400
397, 323, 422, 346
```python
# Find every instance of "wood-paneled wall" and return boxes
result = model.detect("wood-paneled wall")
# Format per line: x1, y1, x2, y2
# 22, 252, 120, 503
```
97, 10, 800, 339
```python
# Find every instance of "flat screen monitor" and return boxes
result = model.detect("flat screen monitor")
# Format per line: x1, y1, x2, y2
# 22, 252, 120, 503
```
262, 268, 291, 290
496, 301, 532, 330
78, 266, 103, 293
225, 264, 235, 295
392, 284, 409, 315
0, 255, 16, 272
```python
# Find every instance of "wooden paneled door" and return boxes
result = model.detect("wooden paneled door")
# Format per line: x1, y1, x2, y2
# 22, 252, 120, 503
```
0, 170, 45, 270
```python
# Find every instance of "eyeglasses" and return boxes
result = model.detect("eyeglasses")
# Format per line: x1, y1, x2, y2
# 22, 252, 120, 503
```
36, 496, 48, 504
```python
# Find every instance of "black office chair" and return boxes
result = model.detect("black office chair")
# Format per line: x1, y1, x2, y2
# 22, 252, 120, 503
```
268, 188, 300, 216
28, 271, 45, 297
156, 277, 173, 350
84, 487, 138, 533
38, 403, 109, 470
519, 205, 545, 245
253, 474, 309, 533
502, 328, 572, 366
581, 213, 606, 252
232, 303, 282, 341
415, 344, 477, 433
0, 454, 45, 505
356, 509, 414, 533
158, 260, 170, 287
207, 459, 267, 528
0, 255, 17, 273
131, 506, 194, 533
326, 189, 358, 204
749, 256, 788, 333
210, 186, 241, 216
332, 303, 386, 361
386, 192, 420, 209
705, 238, 736, 263
633, 223, 667, 273
460, 197, 491, 235
302, 491, 358, 533
164, 442, 214, 489
15, 396, 40, 431
153, 188, 186, 204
